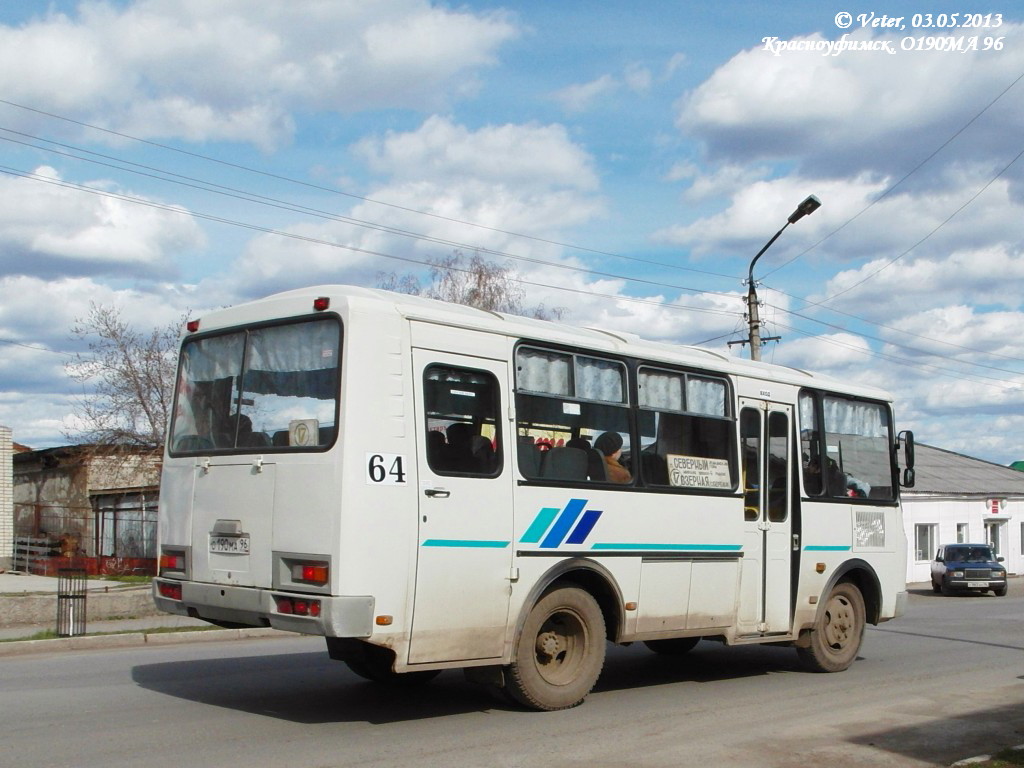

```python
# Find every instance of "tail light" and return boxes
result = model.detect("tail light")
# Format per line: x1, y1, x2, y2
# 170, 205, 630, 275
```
157, 581, 183, 601
275, 595, 322, 617
290, 562, 329, 585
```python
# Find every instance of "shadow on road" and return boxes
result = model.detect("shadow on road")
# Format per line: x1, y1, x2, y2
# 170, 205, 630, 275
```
848, 696, 1024, 765
132, 639, 813, 724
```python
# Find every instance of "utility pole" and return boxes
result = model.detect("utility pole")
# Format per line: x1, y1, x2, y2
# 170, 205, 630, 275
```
746, 195, 821, 361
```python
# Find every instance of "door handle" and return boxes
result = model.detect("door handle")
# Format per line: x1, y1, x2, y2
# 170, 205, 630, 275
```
424, 488, 451, 498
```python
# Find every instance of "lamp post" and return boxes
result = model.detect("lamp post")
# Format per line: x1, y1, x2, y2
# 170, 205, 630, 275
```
746, 195, 821, 361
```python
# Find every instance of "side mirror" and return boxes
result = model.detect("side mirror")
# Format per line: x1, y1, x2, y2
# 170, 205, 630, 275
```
898, 430, 915, 488
997, 556, 1005, 562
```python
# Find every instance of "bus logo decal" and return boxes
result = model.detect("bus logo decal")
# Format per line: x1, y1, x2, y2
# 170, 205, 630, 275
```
521, 499, 604, 549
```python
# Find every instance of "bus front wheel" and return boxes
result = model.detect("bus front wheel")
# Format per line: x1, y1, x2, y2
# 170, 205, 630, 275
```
797, 581, 865, 673
506, 586, 606, 711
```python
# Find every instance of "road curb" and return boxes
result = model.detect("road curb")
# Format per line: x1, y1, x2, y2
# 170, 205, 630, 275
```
951, 743, 1024, 766
0, 626, 288, 657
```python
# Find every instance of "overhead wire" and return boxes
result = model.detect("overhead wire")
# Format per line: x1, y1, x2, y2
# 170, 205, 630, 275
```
0, 127, 741, 302
0, 164, 742, 324
759, 68, 1024, 280
816, 143, 1024, 303
0, 98, 736, 282
4, 97, 1024, 392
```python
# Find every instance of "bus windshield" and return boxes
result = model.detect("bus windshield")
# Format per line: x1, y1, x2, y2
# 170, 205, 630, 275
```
168, 317, 341, 454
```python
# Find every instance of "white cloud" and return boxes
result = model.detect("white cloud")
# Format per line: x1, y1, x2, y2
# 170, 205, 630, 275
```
677, 25, 1024, 175
655, 174, 887, 257
623, 63, 652, 94
0, 166, 205, 279
552, 75, 619, 113
820, 244, 1024, 316
354, 116, 599, 190
0, 0, 520, 149
232, 116, 605, 296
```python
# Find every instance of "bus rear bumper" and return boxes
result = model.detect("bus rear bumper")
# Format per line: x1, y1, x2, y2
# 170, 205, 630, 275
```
153, 580, 375, 638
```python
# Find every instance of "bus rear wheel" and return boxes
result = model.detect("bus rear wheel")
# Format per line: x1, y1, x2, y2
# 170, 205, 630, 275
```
506, 586, 605, 711
797, 581, 865, 673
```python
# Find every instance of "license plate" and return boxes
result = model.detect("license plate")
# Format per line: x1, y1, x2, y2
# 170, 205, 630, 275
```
967, 581, 988, 588
210, 535, 250, 554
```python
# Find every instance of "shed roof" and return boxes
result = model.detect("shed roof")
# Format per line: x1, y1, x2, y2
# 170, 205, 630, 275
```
908, 443, 1024, 497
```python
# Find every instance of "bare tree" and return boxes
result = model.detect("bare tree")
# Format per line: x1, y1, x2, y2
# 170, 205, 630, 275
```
377, 251, 566, 319
64, 303, 181, 455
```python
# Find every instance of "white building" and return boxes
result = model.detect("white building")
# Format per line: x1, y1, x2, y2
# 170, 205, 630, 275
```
903, 443, 1024, 583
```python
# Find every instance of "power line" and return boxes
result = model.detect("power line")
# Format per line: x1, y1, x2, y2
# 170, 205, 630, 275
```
762, 284, 1024, 367
818, 143, 1024, 303
760, 68, 1024, 280
0, 164, 742, 325
0, 98, 737, 283
0, 337, 69, 356
769, 319, 1023, 392
0, 128, 741, 303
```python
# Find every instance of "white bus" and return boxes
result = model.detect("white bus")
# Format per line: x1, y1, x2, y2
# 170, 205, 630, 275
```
154, 284, 915, 710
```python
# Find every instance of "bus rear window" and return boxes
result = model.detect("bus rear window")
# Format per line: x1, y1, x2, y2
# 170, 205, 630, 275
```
169, 317, 341, 454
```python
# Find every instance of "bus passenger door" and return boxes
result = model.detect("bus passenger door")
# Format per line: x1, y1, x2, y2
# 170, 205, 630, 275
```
737, 399, 793, 636
408, 349, 513, 664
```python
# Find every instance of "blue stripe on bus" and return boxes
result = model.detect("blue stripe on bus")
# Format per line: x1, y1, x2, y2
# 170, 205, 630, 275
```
520, 507, 560, 544
804, 545, 852, 551
591, 543, 742, 551
421, 539, 510, 548
566, 509, 603, 545
540, 498, 588, 548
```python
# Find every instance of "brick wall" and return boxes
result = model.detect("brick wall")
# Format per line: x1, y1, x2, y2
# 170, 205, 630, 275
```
0, 426, 12, 569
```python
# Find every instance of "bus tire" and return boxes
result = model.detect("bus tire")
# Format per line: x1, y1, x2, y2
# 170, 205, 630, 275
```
797, 581, 865, 673
644, 636, 700, 655
506, 586, 605, 711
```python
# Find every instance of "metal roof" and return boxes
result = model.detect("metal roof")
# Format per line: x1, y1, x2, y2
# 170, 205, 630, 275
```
907, 443, 1024, 497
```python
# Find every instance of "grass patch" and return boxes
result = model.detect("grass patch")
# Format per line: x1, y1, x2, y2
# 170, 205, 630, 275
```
982, 747, 1024, 767
93, 575, 152, 584
1, 623, 220, 643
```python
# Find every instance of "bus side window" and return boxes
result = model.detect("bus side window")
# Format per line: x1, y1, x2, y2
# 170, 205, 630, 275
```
423, 365, 502, 478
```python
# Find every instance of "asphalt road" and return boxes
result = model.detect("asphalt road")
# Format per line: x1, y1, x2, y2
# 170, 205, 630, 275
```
3, 585, 1023, 768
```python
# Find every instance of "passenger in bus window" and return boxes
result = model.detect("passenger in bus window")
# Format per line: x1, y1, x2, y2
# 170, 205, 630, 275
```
594, 432, 631, 484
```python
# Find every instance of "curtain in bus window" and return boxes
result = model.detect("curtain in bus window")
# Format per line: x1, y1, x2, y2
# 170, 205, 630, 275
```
517, 348, 571, 396
170, 332, 245, 452
239, 320, 340, 447
243, 322, 340, 400
638, 370, 683, 411
823, 397, 893, 501
576, 357, 624, 402
687, 376, 726, 416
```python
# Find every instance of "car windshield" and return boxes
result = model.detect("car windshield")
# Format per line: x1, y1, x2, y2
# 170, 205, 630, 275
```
945, 546, 995, 563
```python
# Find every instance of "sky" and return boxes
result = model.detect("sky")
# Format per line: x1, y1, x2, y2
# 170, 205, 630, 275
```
1, 0, 1023, 464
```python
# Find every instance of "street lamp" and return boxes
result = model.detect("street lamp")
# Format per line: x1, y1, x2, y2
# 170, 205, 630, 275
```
746, 195, 821, 361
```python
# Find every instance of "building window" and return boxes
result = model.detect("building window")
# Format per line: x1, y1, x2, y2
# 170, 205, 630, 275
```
956, 523, 969, 543
914, 523, 936, 562
95, 492, 157, 559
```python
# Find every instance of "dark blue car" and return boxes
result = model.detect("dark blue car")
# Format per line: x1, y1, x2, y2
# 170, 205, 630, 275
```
931, 544, 1008, 596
